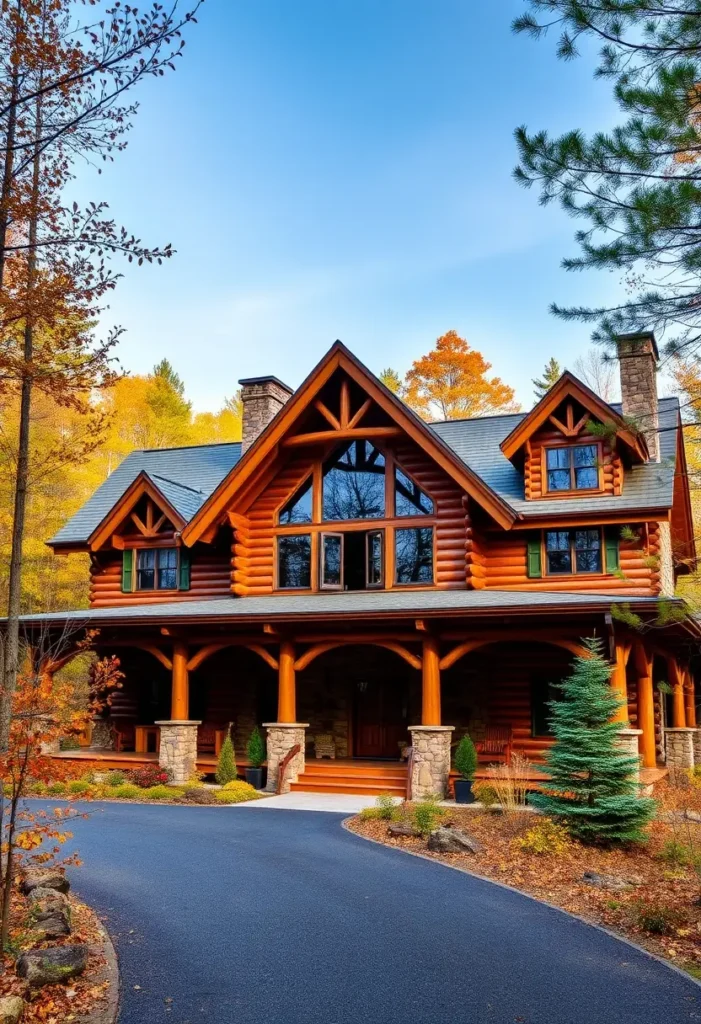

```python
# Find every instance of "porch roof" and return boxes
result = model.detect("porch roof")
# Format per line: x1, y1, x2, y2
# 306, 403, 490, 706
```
12, 589, 678, 628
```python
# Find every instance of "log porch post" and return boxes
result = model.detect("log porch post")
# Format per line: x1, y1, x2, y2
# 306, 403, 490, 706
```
278, 640, 296, 723
668, 657, 687, 729
685, 668, 697, 728
421, 635, 441, 726
633, 643, 656, 769
171, 640, 189, 720
611, 642, 630, 724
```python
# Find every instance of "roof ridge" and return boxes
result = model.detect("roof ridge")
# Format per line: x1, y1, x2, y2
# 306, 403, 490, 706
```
429, 411, 526, 426
149, 473, 204, 496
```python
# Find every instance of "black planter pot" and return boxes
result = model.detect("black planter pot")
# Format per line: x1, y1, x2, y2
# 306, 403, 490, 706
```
454, 779, 475, 804
245, 767, 264, 790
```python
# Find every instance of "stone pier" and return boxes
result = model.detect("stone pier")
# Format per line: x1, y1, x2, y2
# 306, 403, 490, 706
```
665, 727, 696, 769
614, 728, 643, 782
408, 725, 454, 800
156, 721, 201, 785
264, 723, 308, 793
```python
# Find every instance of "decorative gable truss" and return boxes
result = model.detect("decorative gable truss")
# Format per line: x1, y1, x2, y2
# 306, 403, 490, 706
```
500, 371, 648, 501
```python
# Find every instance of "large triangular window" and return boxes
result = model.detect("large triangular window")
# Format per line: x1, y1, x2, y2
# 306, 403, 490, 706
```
322, 440, 385, 521
394, 467, 433, 516
279, 476, 313, 525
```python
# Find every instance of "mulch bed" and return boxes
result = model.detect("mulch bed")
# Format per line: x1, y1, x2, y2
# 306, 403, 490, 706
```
347, 787, 701, 975
0, 893, 114, 1023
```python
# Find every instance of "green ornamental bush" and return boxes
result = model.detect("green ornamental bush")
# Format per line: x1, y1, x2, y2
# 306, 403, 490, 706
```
472, 782, 498, 808
47, 782, 67, 796
412, 798, 444, 837
143, 785, 178, 801
376, 794, 400, 820
454, 735, 478, 781
216, 734, 237, 785
106, 771, 125, 787
67, 780, 91, 796
215, 783, 260, 804
530, 638, 656, 845
111, 784, 141, 800
246, 727, 266, 768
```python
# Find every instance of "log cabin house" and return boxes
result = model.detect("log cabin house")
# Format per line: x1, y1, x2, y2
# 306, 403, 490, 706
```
21, 333, 701, 796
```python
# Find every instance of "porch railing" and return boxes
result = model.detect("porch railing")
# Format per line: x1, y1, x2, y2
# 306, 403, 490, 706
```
277, 743, 301, 795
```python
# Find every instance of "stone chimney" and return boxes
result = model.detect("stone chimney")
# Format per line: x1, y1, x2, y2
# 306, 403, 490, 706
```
238, 375, 293, 454
615, 331, 660, 461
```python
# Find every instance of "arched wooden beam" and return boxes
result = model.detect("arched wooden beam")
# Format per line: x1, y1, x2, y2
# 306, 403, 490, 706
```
133, 644, 173, 672
294, 640, 422, 673
187, 642, 279, 673
439, 635, 589, 671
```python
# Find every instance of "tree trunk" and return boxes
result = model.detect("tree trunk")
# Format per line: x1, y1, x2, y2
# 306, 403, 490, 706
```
0, 79, 42, 751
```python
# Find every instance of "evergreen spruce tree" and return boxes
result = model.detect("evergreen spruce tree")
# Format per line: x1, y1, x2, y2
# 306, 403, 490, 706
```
514, 2, 701, 359
216, 732, 237, 785
531, 638, 655, 844
532, 357, 562, 402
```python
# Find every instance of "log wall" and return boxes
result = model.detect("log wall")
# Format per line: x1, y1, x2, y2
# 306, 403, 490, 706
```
89, 539, 231, 607
525, 425, 622, 499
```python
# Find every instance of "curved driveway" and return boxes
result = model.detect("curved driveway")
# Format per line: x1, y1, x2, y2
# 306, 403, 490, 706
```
55, 803, 699, 1024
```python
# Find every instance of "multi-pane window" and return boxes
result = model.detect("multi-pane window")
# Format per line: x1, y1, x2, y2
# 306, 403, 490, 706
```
136, 548, 178, 590
546, 445, 598, 492
395, 527, 434, 584
277, 535, 312, 589
545, 529, 602, 575
395, 468, 434, 516
322, 440, 385, 521
279, 477, 313, 524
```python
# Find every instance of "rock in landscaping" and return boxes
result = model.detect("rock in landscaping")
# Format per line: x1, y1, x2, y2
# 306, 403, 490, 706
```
427, 826, 483, 855
27, 887, 68, 911
387, 821, 416, 838
0, 995, 24, 1024
32, 909, 70, 940
582, 871, 641, 891
16, 945, 87, 988
20, 871, 69, 896
182, 787, 217, 805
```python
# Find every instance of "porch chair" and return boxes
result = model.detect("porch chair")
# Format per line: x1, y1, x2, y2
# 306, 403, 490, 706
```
313, 733, 336, 759
198, 723, 223, 755
475, 726, 513, 765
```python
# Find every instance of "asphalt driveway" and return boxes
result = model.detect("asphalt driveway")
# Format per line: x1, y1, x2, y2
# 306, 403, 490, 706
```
51, 802, 700, 1024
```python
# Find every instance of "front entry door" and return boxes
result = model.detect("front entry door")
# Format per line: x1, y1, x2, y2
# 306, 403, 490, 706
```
354, 678, 405, 759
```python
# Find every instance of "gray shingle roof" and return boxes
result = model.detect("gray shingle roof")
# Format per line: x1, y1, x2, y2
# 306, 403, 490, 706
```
49, 443, 241, 546
14, 588, 668, 626
430, 397, 679, 518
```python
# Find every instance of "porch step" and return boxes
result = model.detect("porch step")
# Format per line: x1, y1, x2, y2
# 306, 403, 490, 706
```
292, 759, 408, 796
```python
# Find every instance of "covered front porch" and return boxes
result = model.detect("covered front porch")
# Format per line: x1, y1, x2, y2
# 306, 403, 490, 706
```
33, 590, 701, 796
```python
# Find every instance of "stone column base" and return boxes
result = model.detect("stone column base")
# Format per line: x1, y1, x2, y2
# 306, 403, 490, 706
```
614, 728, 642, 783
408, 725, 454, 801
155, 720, 201, 785
263, 723, 308, 793
693, 729, 701, 766
665, 727, 696, 769
90, 719, 115, 750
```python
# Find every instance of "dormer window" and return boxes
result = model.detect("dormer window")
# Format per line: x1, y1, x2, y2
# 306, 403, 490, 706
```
545, 445, 598, 493
136, 548, 178, 590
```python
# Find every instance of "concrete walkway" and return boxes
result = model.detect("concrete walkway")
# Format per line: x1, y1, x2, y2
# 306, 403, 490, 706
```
250, 791, 380, 812
54, 802, 700, 1024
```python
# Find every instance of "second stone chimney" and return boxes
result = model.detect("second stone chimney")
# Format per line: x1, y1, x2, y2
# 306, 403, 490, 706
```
238, 375, 293, 454
615, 331, 660, 461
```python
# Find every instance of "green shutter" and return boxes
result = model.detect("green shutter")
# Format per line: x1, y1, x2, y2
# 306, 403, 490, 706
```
178, 547, 191, 591
526, 535, 542, 578
122, 548, 134, 593
605, 529, 620, 573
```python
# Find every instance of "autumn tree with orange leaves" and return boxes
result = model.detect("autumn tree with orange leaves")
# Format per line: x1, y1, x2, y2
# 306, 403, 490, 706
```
403, 331, 520, 421
0, 0, 202, 750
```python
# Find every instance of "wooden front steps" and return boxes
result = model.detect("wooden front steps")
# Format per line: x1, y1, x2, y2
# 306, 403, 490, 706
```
291, 759, 407, 796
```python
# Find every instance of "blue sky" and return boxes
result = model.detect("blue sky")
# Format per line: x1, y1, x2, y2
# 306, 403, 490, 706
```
72, 0, 635, 412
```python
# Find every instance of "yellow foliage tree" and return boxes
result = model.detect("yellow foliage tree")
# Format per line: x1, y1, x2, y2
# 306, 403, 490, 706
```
403, 331, 520, 420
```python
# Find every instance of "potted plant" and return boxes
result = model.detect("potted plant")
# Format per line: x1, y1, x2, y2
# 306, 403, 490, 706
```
453, 734, 477, 804
245, 726, 266, 789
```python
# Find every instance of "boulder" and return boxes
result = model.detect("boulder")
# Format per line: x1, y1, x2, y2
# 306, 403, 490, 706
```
20, 871, 69, 896
582, 871, 641, 891
32, 909, 71, 940
427, 826, 483, 855
387, 821, 416, 838
0, 995, 24, 1024
16, 945, 87, 988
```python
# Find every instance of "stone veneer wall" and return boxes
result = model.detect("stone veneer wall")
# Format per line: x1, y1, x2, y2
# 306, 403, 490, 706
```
239, 377, 293, 454
665, 728, 695, 769
616, 333, 659, 461
657, 521, 675, 597
409, 726, 453, 800
264, 724, 307, 793
156, 721, 200, 784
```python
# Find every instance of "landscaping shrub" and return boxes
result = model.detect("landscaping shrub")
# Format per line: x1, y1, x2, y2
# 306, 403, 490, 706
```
530, 638, 655, 844
216, 734, 237, 785
412, 799, 445, 838
215, 781, 260, 804
635, 900, 685, 935
111, 784, 141, 800
47, 782, 67, 796
143, 785, 179, 801
454, 734, 477, 780
659, 839, 696, 868
127, 765, 172, 789
472, 782, 498, 808
105, 771, 126, 787
182, 787, 217, 805
513, 818, 571, 856
59, 737, 80, 751
67, 780, 91, 796
246, 727, 266, 768
30, 781, 47, 796
376, 794, 401, 820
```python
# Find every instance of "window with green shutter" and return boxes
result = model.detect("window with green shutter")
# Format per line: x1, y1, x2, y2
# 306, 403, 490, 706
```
604, 528, 620, 573
178, 547, 191, 591
526, 536, 542, 578
121, 548, 134, 593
